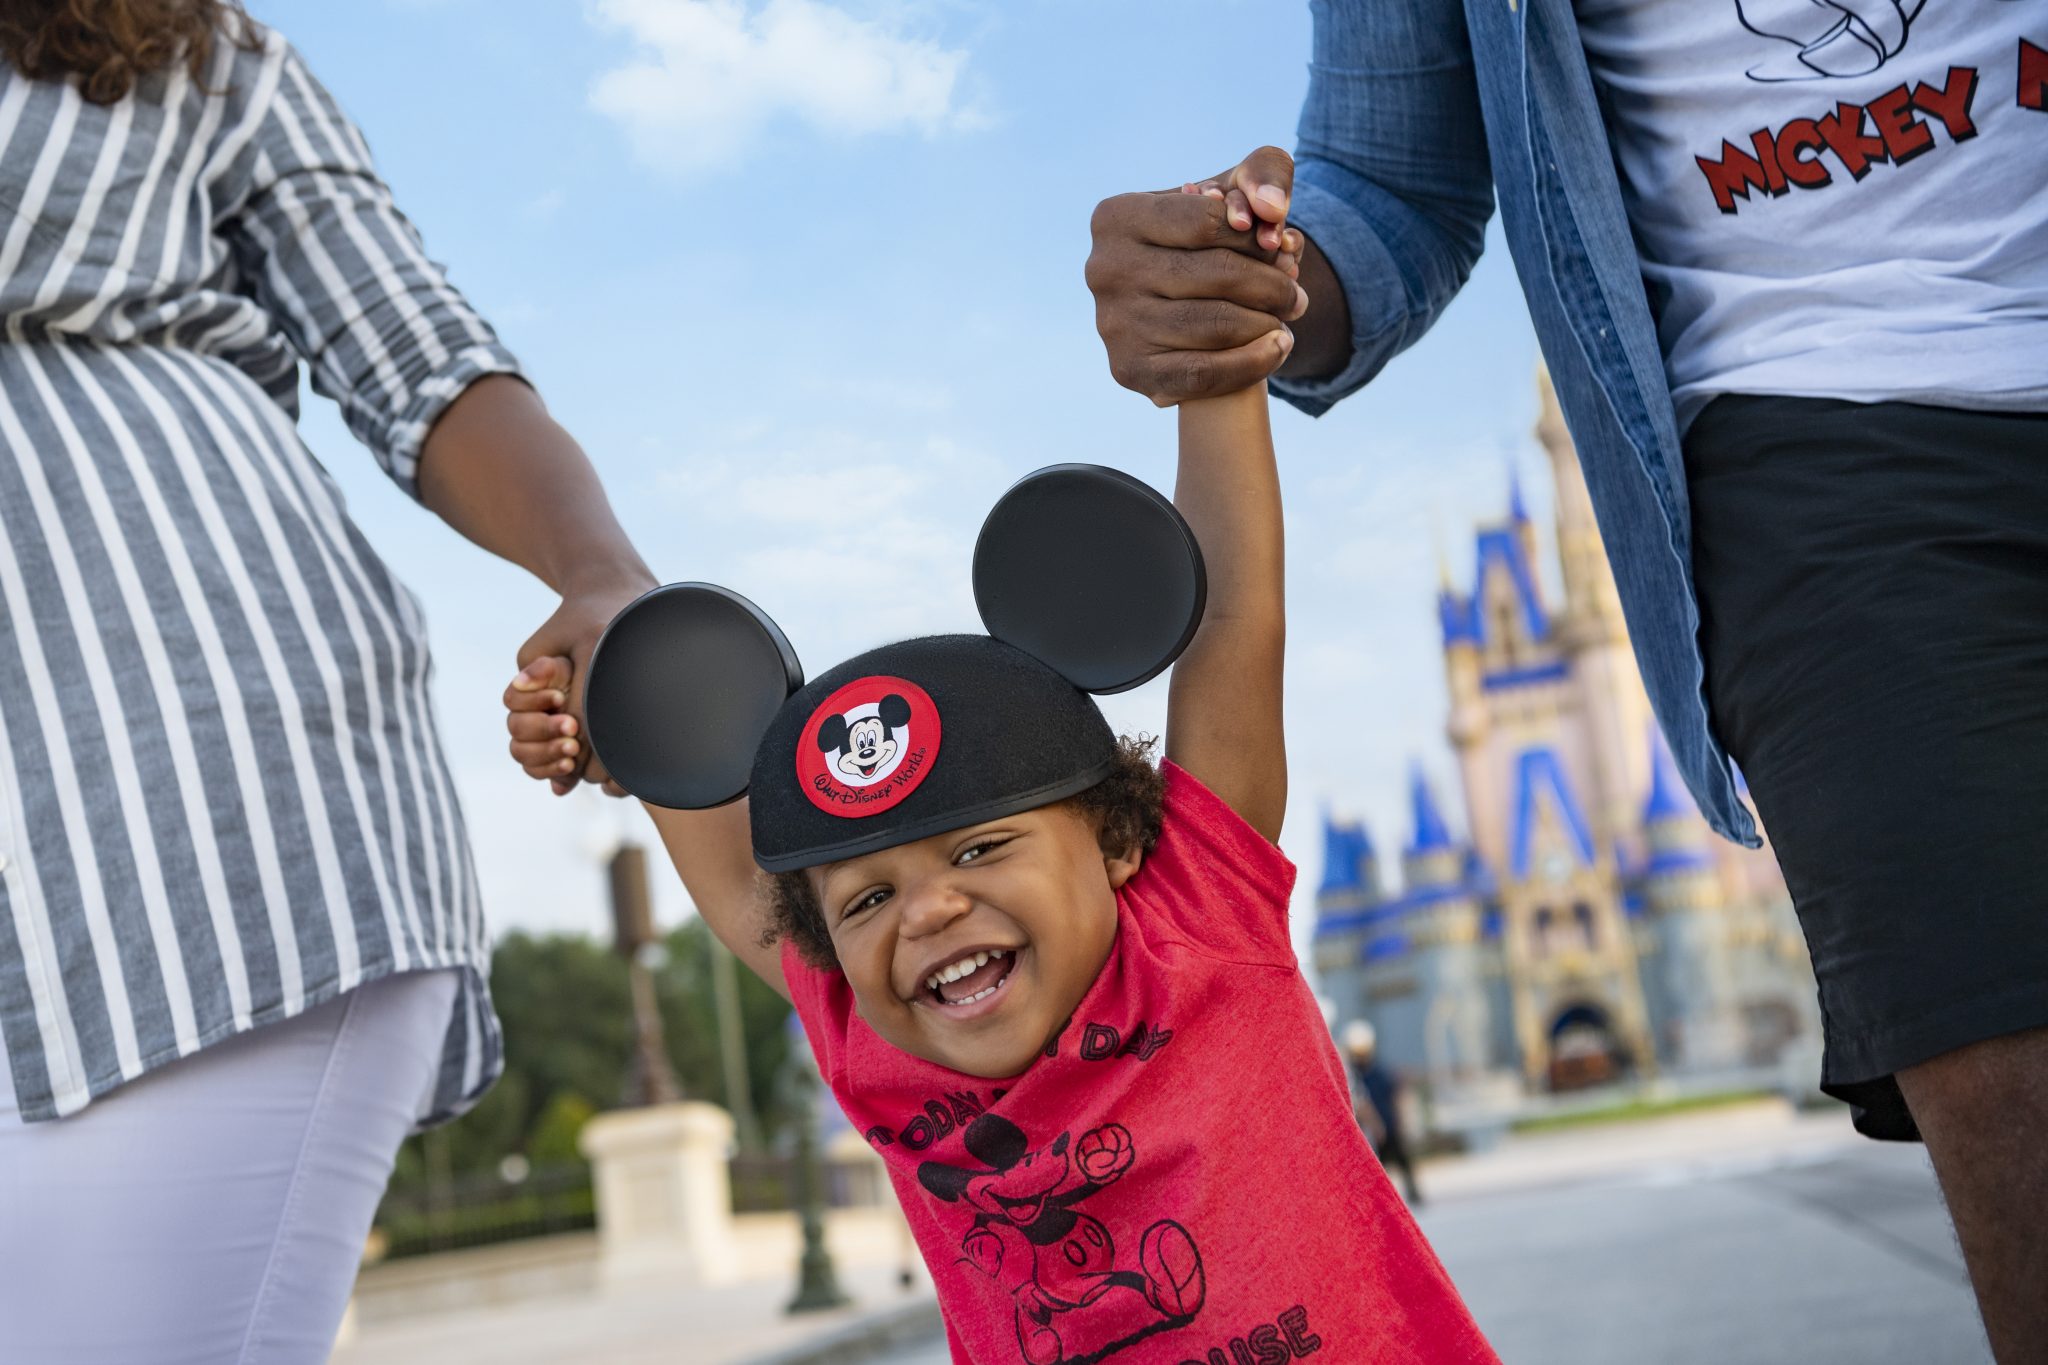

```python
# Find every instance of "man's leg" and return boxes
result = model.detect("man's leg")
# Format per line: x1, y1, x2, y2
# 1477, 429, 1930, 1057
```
1895, 1025, 2048, 1364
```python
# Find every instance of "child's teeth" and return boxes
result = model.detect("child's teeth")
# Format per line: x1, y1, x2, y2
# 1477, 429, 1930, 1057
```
925, 949, 1013, 998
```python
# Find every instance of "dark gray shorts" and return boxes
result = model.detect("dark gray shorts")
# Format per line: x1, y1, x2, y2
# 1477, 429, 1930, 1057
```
1686, 395, 2048, 1142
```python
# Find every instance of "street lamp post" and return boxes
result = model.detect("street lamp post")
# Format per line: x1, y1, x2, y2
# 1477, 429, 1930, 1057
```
784, 1015, 849, 1314
610, 844, 682, 1107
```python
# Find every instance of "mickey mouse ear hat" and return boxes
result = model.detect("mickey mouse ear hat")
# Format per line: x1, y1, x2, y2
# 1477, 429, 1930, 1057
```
582, 582, 805, 810
584, 464, 1205, 873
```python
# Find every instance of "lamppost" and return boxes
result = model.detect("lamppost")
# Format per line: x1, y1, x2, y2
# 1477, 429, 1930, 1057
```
712, 938, 766, 1153
610, 843, 682, 1107
783, 1013, 849, 1313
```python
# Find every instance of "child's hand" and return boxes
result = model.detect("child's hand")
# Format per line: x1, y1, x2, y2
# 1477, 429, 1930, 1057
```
505, 655, 582, 796
1180, 180, 1305, 277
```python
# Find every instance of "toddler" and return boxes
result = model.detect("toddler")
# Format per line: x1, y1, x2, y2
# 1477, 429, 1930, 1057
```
507, 361, 1494, 1365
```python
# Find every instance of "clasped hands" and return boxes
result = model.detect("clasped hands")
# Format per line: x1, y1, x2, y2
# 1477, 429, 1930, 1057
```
1087, 145, 1313, 406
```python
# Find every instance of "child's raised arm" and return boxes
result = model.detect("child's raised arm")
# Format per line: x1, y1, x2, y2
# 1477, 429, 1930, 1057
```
642, 800, 790, 1001
1166, 374, 1288, 842
506, 656, 789, 999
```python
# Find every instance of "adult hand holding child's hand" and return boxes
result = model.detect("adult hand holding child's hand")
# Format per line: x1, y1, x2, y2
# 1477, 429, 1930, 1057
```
1088, 146, 1334, 405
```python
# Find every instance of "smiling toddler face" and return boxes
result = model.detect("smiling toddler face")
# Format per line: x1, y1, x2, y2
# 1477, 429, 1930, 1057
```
809, 802, 1141, 1078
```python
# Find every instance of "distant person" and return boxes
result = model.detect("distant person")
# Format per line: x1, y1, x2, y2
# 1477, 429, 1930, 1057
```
0, 3, 650, 1360
515, 332, 1500, 1358
1086, 2, 2046, 1357
1343, 1020, 1423, 1207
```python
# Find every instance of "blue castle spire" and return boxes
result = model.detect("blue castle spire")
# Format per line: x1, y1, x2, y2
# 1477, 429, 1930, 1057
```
1508, 460, 1529, 524
1408, 764, 1452, 853
1641, 722, 1715, 877
1318, 813, 1377, 895
1643, 725, 1695, 824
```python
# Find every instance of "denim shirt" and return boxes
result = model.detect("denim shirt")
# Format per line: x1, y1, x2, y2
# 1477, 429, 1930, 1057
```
1271, 0, 1761, 847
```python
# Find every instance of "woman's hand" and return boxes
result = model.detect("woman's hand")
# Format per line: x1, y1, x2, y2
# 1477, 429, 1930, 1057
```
412, 376, 656, 798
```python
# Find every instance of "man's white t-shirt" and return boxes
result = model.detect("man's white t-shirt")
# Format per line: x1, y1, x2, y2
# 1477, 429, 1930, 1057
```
1573, 0, 2048, 429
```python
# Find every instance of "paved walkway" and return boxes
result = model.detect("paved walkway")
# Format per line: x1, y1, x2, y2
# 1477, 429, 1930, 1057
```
330, 1261, 938, 1365
1415, 1139, 1984, 1363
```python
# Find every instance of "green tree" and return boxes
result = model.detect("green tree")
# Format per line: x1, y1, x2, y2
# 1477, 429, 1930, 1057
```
383, 920, 797, 1200
653, 918, 796, 1146
528, 1089, 598, 1166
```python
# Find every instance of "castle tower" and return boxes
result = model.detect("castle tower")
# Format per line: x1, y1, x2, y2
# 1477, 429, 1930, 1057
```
1400, 769, 1492, 1085
1439, 504, 1560, 874
1536, 368, 1653, 859
1311, 812, 1382, 1028
1439, 575, 1497, 866
1310, 364, 1811, 1113
1639, 731, 1746, 1070
1403, 765, 1461, 891
1494, 747, 1656, 1089
1321, 815, 1380, 903
1508, 464, 1542, 594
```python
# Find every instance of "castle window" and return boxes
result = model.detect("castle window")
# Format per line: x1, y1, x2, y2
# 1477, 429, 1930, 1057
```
1493, 599, 1520, 665
1572, 902, 1597, 950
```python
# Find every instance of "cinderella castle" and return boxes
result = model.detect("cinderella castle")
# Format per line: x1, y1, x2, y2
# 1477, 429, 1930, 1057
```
1313, 374, 1819, 1100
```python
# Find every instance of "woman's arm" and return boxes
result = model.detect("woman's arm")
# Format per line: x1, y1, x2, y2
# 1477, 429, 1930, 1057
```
1165, 377, 1288, 843
419, 376, 656, 791
505, 658, 785, 993
219, 39, 653, 790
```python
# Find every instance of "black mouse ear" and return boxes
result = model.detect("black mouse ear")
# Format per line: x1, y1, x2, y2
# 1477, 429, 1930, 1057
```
963, 1113, 1031, 1171
917, 1160, 973, 1202
584, 583, 803, 810
972, 464, 1206, 695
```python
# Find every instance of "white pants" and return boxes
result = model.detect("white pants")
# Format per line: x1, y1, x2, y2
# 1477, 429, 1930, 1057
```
0, 969, 457, 1365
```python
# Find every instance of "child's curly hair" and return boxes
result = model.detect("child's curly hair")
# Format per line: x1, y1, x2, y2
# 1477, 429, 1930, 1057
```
767, 734, 1165, 970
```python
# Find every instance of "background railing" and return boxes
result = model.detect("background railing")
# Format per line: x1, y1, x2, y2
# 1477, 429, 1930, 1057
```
728, 1154, 890, 1213
373, 1165, 598, 1261
371, 1153, 890, 1260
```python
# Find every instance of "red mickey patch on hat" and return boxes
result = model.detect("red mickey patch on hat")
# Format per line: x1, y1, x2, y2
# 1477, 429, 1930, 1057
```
796, 676, 942, 819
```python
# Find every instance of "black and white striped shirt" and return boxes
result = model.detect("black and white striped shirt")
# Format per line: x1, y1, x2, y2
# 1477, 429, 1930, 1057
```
0, 22, 511, 1123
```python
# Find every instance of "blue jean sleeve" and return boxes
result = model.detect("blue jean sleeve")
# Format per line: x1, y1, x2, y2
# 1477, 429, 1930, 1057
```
1271, 0, 1496, 418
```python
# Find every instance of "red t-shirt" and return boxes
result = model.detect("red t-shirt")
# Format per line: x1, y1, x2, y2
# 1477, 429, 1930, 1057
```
784, 762, 1497, 1365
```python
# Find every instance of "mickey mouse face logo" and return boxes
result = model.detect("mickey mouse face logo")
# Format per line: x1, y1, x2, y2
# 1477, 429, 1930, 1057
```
825, 696, 908, 783
796, 676, 942, 818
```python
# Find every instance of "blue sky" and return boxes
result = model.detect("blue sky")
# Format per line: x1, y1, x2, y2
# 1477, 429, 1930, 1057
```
252, 0, 1548, 950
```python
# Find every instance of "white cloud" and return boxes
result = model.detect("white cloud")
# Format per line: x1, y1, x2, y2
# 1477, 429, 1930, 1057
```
651, 428, 1000, 660
588, 0, 979, 171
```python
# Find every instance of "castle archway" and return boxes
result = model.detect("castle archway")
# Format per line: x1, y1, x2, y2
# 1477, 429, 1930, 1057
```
1546, 1001, 1624, 1091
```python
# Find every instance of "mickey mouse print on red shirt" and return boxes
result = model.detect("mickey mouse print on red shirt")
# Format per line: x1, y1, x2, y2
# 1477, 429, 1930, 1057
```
784, 764, 1499, 1365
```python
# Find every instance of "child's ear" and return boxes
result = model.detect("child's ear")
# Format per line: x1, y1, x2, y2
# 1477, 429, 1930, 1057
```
1104, 844, 1144, 890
